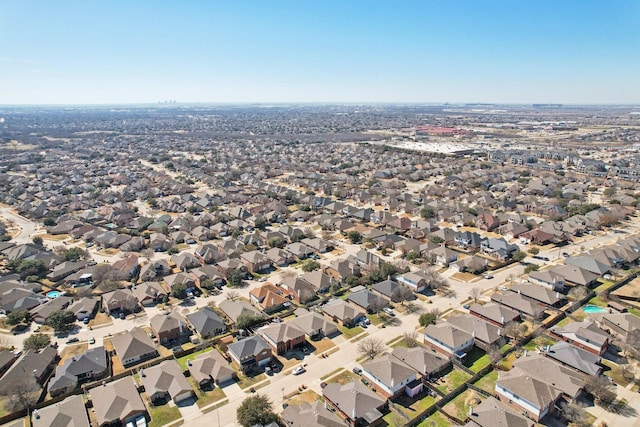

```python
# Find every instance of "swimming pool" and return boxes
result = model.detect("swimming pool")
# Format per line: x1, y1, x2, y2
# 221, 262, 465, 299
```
46, 290, 61, 299
583, 304, 607, 314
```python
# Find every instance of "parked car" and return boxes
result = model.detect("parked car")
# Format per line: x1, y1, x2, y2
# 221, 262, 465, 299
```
292, 366, 306, 375
352, 367, 362, 375
382, 307, 395, 317
484, 274, 494, 279
265, 366, 273, 375
89, 337, 95, 344
65, 337, 79, 344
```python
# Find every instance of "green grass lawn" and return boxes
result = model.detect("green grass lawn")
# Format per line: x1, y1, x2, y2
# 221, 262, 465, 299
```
443, 389, 483, 421
436, 368, 471, 394
237, 372, 267, 389
176, 346, 214, 371
321, 367, 344, 381
382, 409, 409, 427
628, 308, 640, 318
417, 411, 451, 427
464, 347, 491, 373
147, 401, 182, 427
339, 324, 364, 339
496, 353, 518, 371
588, 295, 608, 307
185, 377, 227, 408
393, 391, 437, 416
601, 359, 633, 388
594, 279, 615, 293
473, 370, 498, 394
522, 335, 557, 352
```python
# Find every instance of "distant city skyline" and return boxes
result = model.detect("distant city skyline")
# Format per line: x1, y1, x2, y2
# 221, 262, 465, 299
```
1, 1, 639, 105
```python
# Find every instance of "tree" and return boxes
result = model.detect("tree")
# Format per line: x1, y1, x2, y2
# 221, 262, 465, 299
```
32, 236, 43, 246
226, 290, 240, 301
236, 313, 264, 330
624, 329, 640, 360
236, 394, 278, 427
0, 377, 40, 413
469, 287, 481, 303
267, 236, 285, 248
504, 321, 527, 341
43, 217, 56, 226
585, 375, 616, 406
301, 260, 321, 272
419, 309, 441, 327
406, 251, 421, 263
344, 275, 360, 288
46, 309, 76, 332
568, 286, 589, 302
357, 337, 385, 360
347, 231, 362, 244
391, 286, 414, 305
402, 331, 418, 348
23, 333, 50, 351
167, 246, 179, 255
512, 251, 527, 262
8, 259, 47, 279
524, 264, 539, 274
200, 278, 217, 291
420, 207, 436, 219
6, 310, 29, 326
254, 217, 268, 231
226, 268, 245, 287
368, 298, 388, 315
528, 247, 540, 255
487, 344, 502, 363
171, 283, 187, 299
62, 247, 88, 262
562, 402, 591, 427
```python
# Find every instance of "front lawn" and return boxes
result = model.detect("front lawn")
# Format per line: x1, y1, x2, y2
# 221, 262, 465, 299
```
186, 377, 226, 409
601, 359, 634, 388
237, 372, 267, 390
146, 398, 182, 427
339, 324, 364, 339
327, 370, 359, 385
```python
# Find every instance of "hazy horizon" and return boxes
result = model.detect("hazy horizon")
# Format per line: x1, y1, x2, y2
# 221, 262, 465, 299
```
2, 1, 639, 105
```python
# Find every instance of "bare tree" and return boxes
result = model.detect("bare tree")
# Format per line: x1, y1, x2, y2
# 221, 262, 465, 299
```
625, 329, 640, 361
562, 402, 591, 427
0, 335, 11, 351
404, 302, 423, 315
422, 267, 448, 290
357, 337, 385, 360
0, 378, 40, 413
74, 286, 94, 298
369, 297, 388, 314
391, 286, 414, 305
402, 331, 418, 348
487, 344, 502, 363
281, 270, 296, 281
141, 248, 155, 262
469, 287, 481, 303
226, 290, 240, 301
504, 321, 527, 341
621, 364, 635, 381
568, 286, 589, 301
585, 375, 616, 406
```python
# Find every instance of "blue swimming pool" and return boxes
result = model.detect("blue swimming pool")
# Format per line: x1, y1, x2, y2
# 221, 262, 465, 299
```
46, 290, 61, 299
583, 304, 607, 314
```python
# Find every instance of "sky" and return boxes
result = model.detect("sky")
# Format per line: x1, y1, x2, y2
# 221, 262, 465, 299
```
1, 1, 639, 105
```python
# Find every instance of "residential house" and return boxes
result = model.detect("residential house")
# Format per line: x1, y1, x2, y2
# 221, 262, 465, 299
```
218, 300, 263, 326
480, 237, 518, 261
111, 327, 158, 367
186, 306, 226, 339
322, 381, 387, 426
590, 312, 640, 344
301, 237, 333, 253
171, 252, 201, 271
285, 242, 314, 260
265, 247, 294, 267
281, 400, 345, 427
249, 283, 289, 313
48, 347, 109, 396
164, 272, 197, 292
447, 314, 505, 350
324, 259, 360, 282
361, 354, 421, 398
395, 270, 430, 293
280, 275, 316, 304
226, 335, 272, 373
32, 395, 90, 427
543, 342, 602, 376
450, 256, 488, 274
0, 346, 57, 392
552, 265, 599, 288
240, 250, 272, 273
141, 360, 194, 404
371, 279, 403, 301
132, 281, 167, 307
322, 299, 366, 328
290, 308, 338, 339
464, 396, 534, 427
29, 296, 73, 324
391, 346, 451, 380
150, 312, 190, 344
348, 289, 387, 313
495, 354, 585, 422
549, 320, 610, 355
257, 322, 306, 355
565, 256, 610, 276
89, 377, 147, 427
188, 349, 235, 389
102, 289, 138, 315
301, 270, 332, 294
469, 303, 520, 327
424, 323, 474, 358
491, 292, 546, 320
425, 245, 458, 267
509, 283, 566, 308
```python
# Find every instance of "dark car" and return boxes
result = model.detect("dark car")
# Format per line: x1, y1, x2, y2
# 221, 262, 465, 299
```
65, 337, 79, 344
352, 367, 362, 375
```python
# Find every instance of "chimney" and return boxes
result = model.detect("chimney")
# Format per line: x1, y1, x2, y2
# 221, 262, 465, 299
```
472, 330, 476, 338
469, 405, 474, 417
391, 378, 395, 388
352, 408, 356, 420
498, 328, 501, 336
178, 319, 183, 334
500, 316, 504, 324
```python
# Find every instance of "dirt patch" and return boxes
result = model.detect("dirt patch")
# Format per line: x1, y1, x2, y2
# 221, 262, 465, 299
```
287, 389, 320, 405
311, 337, 336, 354
59, 343, 88, 361
89, 312, 113, 328
451, 272, 477, 282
